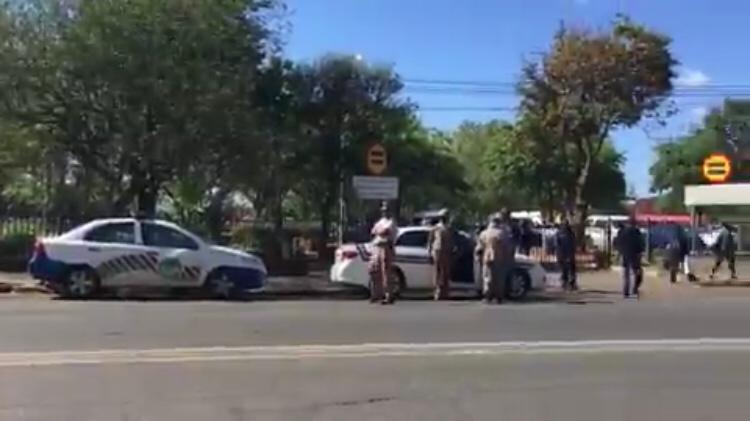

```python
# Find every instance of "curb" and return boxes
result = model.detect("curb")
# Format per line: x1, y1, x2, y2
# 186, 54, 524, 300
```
0, 282, 51, 295
256, 286, 370, 301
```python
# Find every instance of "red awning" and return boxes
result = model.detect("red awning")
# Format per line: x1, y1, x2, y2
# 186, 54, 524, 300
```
635, 213, 692, 224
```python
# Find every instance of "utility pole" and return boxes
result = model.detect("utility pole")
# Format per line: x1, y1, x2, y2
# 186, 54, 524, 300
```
338, 133, 346, 246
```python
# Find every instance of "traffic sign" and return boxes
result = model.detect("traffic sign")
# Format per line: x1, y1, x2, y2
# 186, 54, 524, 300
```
702, 153, 732, 183
352, 176, 399, 200
366, 144, 387, 175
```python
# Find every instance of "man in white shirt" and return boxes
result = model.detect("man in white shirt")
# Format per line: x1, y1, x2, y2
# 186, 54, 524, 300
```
369, 202, 398, 304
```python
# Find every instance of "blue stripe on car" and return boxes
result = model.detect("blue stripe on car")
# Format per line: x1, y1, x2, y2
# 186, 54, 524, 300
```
28, 254, 68, 283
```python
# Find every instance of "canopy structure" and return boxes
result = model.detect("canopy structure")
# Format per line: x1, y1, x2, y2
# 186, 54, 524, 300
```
685, 184, 750, 207
684, 183, 750, 252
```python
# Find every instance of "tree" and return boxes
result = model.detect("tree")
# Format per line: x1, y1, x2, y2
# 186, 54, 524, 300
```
649, 101, 750, 212
518, 15, 676, 242
290, 55, 411, 243
0, 0, 279, 216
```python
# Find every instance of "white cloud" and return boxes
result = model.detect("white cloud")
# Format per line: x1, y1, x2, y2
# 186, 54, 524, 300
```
690, 106, 709, 121
675, 68, 711, 87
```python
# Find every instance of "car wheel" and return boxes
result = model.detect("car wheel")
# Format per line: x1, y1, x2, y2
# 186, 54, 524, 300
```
62, 267, 99, 299
204, 270, 240, 300
505, 269, 530, 301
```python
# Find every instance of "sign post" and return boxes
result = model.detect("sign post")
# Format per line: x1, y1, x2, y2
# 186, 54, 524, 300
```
352, 176, 399, 200
366, 144, 388, 176
702, 153, 732, 183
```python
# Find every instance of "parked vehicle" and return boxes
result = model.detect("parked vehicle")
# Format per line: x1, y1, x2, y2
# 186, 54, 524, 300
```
330, 226, 547, 300
28, 217, 267, 299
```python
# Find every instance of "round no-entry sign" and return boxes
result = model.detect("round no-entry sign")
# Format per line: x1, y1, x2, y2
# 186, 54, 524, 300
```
702, 153, 732, 183
366, 143, 387, 175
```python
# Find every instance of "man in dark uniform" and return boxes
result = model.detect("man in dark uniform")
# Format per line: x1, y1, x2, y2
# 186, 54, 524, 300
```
710, 222, 737, 280
615, 216, 645, 298
555, 219, 578, 291
665, 223, 690, 284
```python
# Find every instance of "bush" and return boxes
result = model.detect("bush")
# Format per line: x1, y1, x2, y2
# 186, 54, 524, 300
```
228, 225, 308, 276
0, 233, 36, 272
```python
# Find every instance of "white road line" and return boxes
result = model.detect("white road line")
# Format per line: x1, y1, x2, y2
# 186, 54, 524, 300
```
2, 338, 750, 367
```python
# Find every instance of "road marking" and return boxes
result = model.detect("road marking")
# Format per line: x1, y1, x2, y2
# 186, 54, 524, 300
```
2, 338, 750, 367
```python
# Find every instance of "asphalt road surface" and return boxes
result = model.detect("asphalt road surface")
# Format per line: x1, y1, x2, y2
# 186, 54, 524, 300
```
3, 295, 750, 420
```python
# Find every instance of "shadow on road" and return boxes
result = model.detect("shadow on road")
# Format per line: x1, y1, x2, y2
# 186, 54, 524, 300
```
698, 280, 750, 288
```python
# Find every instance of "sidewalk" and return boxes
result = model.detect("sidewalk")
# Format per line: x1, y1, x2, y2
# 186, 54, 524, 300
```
0, 271, 367, 299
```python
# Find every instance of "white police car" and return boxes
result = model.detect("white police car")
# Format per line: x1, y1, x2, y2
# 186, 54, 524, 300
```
28, 218, 267, 299
330, 226, 547, 300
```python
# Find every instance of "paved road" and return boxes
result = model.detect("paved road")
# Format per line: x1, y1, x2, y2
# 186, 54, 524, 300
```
3, 345, 750, 420
2, 293, 750, 352
3, 289, 750, 420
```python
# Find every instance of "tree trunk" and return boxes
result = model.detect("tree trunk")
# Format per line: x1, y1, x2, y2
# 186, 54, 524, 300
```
136, 182, 158, 218
572, 156, 593, 251
319, 198, 333, 262
206, 189, 229, 243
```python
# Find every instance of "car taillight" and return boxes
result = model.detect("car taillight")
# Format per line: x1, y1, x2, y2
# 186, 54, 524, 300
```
33, 240, 46, 258
341, 250, 358, 260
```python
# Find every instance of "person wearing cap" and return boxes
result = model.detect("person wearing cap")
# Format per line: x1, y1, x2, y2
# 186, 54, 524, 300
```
369, 202, 398, 304
427, 209, 454, 300
475, 210, 515, 303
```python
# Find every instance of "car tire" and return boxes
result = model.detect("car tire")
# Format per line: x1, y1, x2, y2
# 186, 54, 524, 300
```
62, 267, 100, 299
204, 269, 241, 300
505, 269, 530, 301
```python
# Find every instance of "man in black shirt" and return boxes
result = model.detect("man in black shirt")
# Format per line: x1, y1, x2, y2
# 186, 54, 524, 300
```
615, 216, 645, 298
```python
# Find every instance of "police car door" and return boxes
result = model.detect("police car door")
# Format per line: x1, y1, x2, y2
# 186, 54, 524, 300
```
83, 221, 154, 288
139, 221, 204, 287
393, 230, 431, 289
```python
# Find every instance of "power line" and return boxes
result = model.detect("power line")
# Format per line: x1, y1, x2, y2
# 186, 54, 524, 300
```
403, 76, 750, 91
417, 106, 517, 112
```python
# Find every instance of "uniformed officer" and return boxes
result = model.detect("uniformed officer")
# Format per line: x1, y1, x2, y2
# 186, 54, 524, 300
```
476, 211, 515, 304
555, 219, 578, 291
369, 201, 398, 304
427, 210, 454, 300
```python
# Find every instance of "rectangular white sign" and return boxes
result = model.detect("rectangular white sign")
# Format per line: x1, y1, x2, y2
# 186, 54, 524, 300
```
352, 176, 399, 200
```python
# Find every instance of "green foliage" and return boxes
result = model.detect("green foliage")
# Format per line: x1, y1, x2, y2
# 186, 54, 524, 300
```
0, 0, 277, 215
649, 102, 748, 212
517, 15, 675, 227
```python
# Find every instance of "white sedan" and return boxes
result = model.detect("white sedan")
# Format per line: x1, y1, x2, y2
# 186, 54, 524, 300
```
331, 226, 547, 300
28, 217, 267, 299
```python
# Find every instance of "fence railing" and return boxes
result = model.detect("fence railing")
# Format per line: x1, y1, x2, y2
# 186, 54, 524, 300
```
0, 216, 84, 238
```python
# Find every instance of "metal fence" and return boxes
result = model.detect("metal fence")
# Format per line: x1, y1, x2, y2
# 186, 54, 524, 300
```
0, 216, 84, 238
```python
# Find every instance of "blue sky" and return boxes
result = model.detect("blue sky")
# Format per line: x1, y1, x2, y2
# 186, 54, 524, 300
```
283, 0, 746, 196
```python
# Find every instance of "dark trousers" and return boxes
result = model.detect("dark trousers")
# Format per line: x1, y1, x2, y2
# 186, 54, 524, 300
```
559, 257, 577, 289
622, 256, 642, 297
712, 253, 737, 278
666, 255, 683, 284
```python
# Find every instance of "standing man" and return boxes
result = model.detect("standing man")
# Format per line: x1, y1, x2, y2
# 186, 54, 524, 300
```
476, 209, 516, 304
476, 214, 503, 303
519, 220, 534, 256
369, 202, 398, 304
427, 210, 454, 300
555, 219, 578, 291
665, 223, 690, 284
615, 215, 645, 298
498, 209, 518, 300
710, 222, 737, 280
